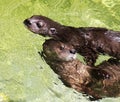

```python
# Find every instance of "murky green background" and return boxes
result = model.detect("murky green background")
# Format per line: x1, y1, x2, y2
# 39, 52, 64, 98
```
0, 0, 120, 102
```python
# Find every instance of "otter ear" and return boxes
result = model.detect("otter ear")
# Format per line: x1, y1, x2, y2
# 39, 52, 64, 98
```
49, 28, 57, 34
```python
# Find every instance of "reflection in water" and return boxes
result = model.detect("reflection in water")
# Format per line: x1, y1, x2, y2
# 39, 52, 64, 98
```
41, 39, 120, 101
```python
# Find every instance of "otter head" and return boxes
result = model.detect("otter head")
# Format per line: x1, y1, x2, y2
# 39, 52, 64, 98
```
43, 39, 76, 61
23, 15, 61, 37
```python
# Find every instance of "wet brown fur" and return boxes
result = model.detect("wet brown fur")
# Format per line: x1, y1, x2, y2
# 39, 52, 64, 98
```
42, 39, 120, 100
24, 15, 120, 66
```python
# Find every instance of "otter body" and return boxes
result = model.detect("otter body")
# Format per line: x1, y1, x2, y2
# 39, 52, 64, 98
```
24, 15, 120, 65
42, 39, 120, 100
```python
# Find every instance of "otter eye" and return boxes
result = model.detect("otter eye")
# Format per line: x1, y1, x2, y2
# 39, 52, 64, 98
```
36, 22, 44, 28
60, 45, 65, 50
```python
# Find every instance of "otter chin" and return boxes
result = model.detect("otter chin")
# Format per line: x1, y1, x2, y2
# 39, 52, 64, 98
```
42, 39, 120, 100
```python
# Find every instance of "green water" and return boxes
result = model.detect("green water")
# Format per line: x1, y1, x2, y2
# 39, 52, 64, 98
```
0, 0, 120, 102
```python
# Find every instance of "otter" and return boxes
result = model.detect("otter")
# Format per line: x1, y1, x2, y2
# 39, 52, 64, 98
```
42, 39, 120, 100
24, 15, 120, 66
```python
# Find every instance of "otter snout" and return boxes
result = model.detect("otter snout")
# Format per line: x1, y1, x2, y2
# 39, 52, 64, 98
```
70, 49, 76, 54
23, 19, 31, 26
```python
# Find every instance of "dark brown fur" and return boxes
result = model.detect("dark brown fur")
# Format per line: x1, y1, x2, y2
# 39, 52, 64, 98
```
24, 15, 120, 66
42, 39, 120, 100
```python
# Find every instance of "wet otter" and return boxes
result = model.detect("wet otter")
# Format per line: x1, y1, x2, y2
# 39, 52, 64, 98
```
24, 15, 120, 66
42, 39, 120, 100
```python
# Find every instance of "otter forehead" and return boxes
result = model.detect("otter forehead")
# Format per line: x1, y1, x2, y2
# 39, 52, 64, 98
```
25, 15, 60, 27
30, 15, 53, 21
43, 39, 74, 50
28, 15, 52, 25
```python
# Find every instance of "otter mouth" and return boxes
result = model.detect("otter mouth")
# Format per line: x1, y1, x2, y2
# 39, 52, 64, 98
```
40, 33, 50, 37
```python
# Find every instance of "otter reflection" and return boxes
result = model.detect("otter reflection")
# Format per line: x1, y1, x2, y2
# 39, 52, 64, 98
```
41, 39, 120, 100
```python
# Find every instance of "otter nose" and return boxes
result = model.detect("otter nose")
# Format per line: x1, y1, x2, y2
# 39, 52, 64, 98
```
23, 19, 31, 25
70, 49, 76, 54
50, 28, 57, 34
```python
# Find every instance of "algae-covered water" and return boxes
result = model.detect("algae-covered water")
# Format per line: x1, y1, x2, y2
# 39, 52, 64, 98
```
0, 0, 120, 102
